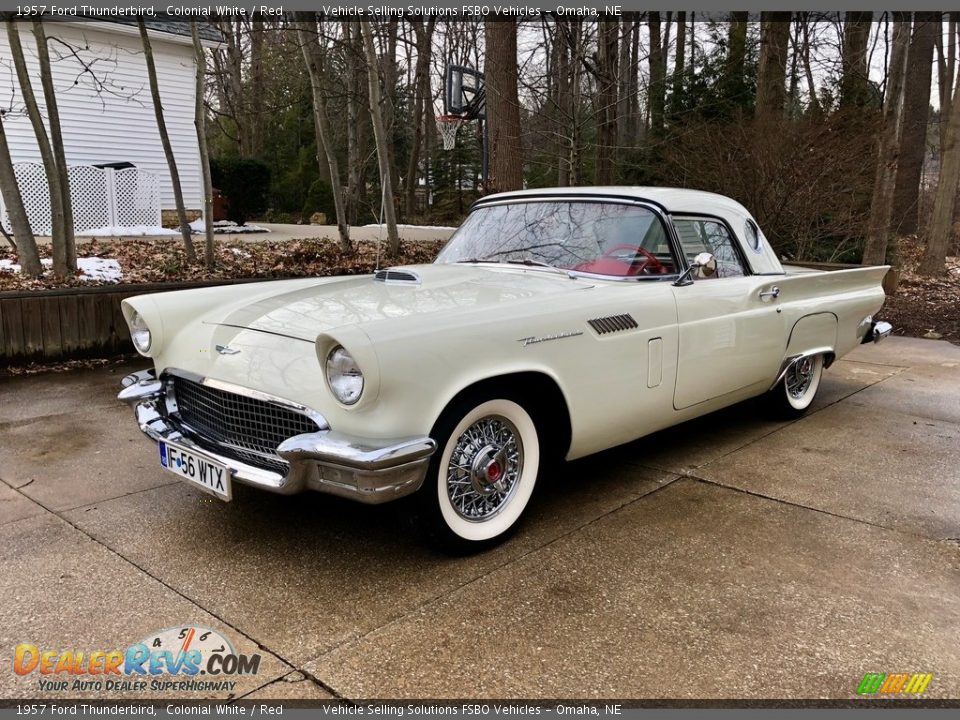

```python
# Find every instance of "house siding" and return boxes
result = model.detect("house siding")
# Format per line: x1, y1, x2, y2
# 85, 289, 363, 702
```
0, 23, 202, 220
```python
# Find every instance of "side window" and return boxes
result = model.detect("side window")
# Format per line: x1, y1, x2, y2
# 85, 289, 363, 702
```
744, 219, 766, 253
672, 218, 746, 279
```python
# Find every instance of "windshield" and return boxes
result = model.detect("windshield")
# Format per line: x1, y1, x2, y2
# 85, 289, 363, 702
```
435, 201, 677, 277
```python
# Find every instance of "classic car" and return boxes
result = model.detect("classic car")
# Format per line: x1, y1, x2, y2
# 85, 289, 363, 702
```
118, 187, 892, 552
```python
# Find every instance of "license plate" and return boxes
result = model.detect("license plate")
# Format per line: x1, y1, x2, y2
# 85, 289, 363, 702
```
159, 440, 232, 501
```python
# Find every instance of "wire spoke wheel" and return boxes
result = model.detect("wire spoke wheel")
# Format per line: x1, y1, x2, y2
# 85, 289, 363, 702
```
785, 357, 816, 400
426, 397, 541, 550
446, 415, 524, 521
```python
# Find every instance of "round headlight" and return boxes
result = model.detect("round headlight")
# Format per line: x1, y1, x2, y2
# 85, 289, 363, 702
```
130, 311, 152, 354
325, 345, 364, 405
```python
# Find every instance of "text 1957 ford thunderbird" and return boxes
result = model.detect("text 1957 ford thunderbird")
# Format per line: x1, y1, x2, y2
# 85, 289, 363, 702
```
118, 187, 891, 552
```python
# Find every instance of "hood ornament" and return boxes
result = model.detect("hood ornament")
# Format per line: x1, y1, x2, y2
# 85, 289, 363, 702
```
215, 345, 241, 355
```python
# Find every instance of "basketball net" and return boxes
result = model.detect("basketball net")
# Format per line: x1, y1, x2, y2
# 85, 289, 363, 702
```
437, 114, 463, 151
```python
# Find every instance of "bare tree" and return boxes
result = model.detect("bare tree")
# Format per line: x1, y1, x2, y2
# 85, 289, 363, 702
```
191, 24, 215, 270
485, 21, 524, 192
6, 20, 71, 277
594, 18, 618, 183
891, 14, 937, 235
920, 30, 960, 276
32, 20, 76, 272
862, 14, 910, 266
756, 13, 791, 118
137, 20, 197, 262
0, 116, 42, 276
647, 13, 665, 138
360, 20, 399, 255
297, 19, 351, 252
841, 12, 874, 108
404, 18, 436, 217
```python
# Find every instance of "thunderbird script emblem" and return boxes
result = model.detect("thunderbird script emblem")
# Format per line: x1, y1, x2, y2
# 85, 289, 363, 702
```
215, 345, 241, 355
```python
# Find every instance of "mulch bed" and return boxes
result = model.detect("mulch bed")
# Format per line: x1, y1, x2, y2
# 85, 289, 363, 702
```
0, 237, 446, 291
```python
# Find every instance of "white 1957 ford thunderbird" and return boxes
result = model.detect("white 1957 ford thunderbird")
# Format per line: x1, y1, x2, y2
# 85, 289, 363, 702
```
118, 187, 891, 552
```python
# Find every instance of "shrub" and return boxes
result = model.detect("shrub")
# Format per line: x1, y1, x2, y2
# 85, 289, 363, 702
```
211, 157, 271, 225
301, 179, 336, 222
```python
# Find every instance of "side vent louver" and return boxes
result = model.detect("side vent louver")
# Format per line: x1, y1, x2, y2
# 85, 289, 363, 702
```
374, 268, 422, 285
588, 314, 639, 335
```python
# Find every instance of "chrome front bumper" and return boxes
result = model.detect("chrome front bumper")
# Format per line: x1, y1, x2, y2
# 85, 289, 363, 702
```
117, 370, 436, 504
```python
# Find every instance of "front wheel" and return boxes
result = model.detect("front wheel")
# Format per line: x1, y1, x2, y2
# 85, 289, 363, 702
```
417, 396, 540, 554
765, 353, 824, 419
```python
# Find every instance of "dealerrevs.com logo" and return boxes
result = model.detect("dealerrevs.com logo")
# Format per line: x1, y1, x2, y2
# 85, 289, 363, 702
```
13, 625, 261, 693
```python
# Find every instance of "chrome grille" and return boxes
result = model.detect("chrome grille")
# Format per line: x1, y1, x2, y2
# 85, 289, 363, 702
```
588, 314, 639, 335
169, 376, 322, 474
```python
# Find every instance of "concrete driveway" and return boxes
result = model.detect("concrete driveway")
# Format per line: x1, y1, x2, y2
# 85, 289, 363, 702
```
1, 337, 958, 701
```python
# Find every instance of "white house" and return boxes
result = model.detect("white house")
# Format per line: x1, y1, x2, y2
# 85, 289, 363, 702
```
0, 19, 221, 234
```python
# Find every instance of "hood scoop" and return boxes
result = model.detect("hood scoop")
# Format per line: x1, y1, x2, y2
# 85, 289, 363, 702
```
588, 314, 638, 335
374, 268, 422, 285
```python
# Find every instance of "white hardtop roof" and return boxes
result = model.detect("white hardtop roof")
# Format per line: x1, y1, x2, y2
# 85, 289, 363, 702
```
479, 186, 752, 218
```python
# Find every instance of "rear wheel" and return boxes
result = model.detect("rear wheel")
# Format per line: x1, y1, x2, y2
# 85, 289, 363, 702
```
417, 395, 540, 554
765, 354, 824, 418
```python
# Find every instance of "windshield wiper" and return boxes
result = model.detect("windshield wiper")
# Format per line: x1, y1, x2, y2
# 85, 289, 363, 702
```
502, 259, 575, 278
455, 257, 495, 264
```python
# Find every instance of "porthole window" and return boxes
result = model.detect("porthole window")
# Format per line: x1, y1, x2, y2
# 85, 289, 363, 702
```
745, 219, 764, 253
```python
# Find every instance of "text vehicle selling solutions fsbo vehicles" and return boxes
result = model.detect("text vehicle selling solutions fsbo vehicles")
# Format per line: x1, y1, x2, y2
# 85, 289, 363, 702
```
118, 188, 892, 552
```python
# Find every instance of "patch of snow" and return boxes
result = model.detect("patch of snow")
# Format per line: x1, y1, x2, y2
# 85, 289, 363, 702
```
229, 247, 251, 258
78, 225, 181, 237
78, 257, 122, 282
0, 256, 121, 283
363, 223, 458, 230
190, 219, 271, 234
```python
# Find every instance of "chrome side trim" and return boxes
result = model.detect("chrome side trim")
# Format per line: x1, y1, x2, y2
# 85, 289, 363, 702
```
769, 347, 835, 391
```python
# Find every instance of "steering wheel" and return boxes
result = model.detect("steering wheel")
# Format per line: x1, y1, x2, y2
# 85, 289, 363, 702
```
600, 244, 666, 274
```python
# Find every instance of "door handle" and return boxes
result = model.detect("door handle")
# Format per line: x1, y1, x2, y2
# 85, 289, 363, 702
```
759, 286, 780, 300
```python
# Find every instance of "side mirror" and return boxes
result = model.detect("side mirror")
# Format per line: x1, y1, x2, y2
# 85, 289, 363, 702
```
673, 252, 717, 286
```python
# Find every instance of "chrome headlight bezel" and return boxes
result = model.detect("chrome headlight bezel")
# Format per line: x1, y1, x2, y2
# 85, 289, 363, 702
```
325, 345, 364, 405
129, 311, 152, 355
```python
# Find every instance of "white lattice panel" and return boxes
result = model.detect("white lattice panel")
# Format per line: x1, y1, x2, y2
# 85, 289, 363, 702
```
2, 163, 161, 234
10, 163, 52, 235
114, 168, 161, 227
68, 165, 110, 231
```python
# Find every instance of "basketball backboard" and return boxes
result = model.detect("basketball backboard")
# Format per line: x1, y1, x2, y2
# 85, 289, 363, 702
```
445, 65, 485, 119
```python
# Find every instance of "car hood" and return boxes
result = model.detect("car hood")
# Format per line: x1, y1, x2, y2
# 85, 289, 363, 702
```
204, 264, 593, 342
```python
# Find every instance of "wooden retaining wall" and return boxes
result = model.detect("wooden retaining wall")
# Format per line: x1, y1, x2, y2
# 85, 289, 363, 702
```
0, 279, 266, 366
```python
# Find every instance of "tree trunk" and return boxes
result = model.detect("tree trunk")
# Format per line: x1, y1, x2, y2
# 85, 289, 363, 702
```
0, 118, 42, 277
862, 14, 910, 266
670, 12, 686, 118
616, 19, 631, 147
800, 14, 821, 116
484, 21, 524, 192
919, 63, 960, 275
138, 21, 197, 262
647, 12, 665, 139
32, 21, 75, 272
297, 20, 351, 253
723, 11, 748, 107
405, 19, 435, 217
343, 21, 366, 224
6, 20, 69, 277
247, 21, 265, 157
191, 24, 215, 270
755, 13, 791, 118
360, 21, 399, 255
382, 19, 401, 197
892, 14, 937, 235
841, 12, 874, 108
594, 17, 618, 184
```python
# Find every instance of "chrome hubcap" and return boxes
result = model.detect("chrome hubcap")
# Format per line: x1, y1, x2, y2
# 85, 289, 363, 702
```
786, 357, 815, 399
446, 415, 523, 521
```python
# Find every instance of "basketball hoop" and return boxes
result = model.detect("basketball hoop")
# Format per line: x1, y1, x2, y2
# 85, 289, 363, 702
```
437, 113, 463, 151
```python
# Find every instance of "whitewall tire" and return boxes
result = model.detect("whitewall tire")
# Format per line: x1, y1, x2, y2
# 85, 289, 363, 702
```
420, 396, 540, 553
766, 353, 824, 418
